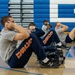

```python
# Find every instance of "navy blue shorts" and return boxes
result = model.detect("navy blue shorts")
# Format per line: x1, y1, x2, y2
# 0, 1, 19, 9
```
65, 35, 73, 43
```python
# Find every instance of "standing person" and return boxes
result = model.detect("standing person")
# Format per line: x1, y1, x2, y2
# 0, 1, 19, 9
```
42, 20, 52, 37
55, 22, 75, 44
0, 16, 59, 68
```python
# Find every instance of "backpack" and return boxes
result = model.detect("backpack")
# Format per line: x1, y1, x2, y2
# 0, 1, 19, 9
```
44, 43, 65, 65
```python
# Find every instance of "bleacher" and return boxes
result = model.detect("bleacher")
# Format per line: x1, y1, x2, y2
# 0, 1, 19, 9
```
34, 0, 50, 28
0, 0, 9, 31
0, 0, 75, 31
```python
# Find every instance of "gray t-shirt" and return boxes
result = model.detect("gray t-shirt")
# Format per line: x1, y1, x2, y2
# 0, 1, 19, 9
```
55, 27, 67, 43
0, 29, 17, 63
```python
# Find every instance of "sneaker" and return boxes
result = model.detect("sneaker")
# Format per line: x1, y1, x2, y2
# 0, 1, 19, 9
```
56, 45, 63, 50
61, 57, 65, 64
56, 45, 69, 50
40, 60, 60, 68
61, 44, 69, 49
56, 45, 62, 48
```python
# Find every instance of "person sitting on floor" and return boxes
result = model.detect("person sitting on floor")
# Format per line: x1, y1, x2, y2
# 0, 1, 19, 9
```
0, 16, 60, 68
55, 22, 75, 45
28, 22, 63, 47
42, 20, 52, 37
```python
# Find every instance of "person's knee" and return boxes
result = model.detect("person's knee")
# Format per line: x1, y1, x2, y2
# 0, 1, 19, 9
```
73, 28, 75, 33
73, 27, 75, 30
50, 30, 55, 33
71, 27, 75, 32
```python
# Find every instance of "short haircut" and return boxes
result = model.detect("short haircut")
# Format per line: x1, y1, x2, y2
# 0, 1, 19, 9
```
55, 22, 59, 26
28, 22, 36, 28
1, 16, 12, 27
43, 20, 48, 23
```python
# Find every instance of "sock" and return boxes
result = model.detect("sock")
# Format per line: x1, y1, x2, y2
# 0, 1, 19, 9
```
42, 57, 49, 63
56, 42, 62, 46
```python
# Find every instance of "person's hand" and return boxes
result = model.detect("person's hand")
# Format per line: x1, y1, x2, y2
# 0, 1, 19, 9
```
29, 26, 36, 31
57, 22, 60, 25
47, 24, 51, 28
56, 22, 61, 27
47, 24, 52, 28
27, 29, 31, 34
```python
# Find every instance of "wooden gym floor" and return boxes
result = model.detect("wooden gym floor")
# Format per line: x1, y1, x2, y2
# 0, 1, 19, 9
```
0, 42, 75, 75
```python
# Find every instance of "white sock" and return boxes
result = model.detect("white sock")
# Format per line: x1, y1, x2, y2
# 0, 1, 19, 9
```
56, 42, 62, 46
43, 57, 49, 63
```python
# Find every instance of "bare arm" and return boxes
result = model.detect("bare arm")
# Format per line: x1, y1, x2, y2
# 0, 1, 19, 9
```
13, 24, 30, 40
6, 22, 30, 40
59, 23, 68, 32
46, 25, 51, 30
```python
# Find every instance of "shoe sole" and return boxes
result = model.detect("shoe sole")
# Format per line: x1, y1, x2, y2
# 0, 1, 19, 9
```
40, 65, 59, 68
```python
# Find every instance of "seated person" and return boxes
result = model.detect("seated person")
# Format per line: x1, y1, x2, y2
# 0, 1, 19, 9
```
0, 16, 60, 68
42, 20, 52, 37
28, 22, 45, 38
55, 22, 75, 44
28, 22, 65, 64
28, 22, 62, 47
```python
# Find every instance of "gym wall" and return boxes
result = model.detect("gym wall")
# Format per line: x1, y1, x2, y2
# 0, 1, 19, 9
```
0, 0, 75, 31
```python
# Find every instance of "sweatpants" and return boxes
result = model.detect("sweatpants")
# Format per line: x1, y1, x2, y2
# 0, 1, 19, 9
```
8, 33, 46, 68
42, 30, 60, 46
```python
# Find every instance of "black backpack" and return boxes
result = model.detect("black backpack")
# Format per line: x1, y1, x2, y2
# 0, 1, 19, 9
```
44, 43, 65, 65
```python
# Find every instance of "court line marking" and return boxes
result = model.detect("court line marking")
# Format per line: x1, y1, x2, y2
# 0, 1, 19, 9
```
0, 66, 42, 75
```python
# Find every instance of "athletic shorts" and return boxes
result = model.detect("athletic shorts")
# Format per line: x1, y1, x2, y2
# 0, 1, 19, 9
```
65, 35, 73, 43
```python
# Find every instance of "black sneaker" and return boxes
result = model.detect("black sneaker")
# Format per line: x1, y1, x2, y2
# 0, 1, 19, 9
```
61, 44, 69, 49
56, 45, 69, 50
56, 45, 62, 48
61, 57, 65, 64
56, 45, 63, 50
40, 60, 60, 68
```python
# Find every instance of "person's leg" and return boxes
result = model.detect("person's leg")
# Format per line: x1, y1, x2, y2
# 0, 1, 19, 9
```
8, 33, 51, 68
30, 33, 47, 61
30, 33, 60, 67
42, 30, 62, 46
8, 33, 46, 68
32, 28, 45, 38
8, 37, 33, 68
8, 33, 60, 68
69, 27, 75, 41
65, 35, 73, 43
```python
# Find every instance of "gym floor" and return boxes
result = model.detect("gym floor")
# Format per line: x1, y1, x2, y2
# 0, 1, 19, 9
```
0, 42, 75, 75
